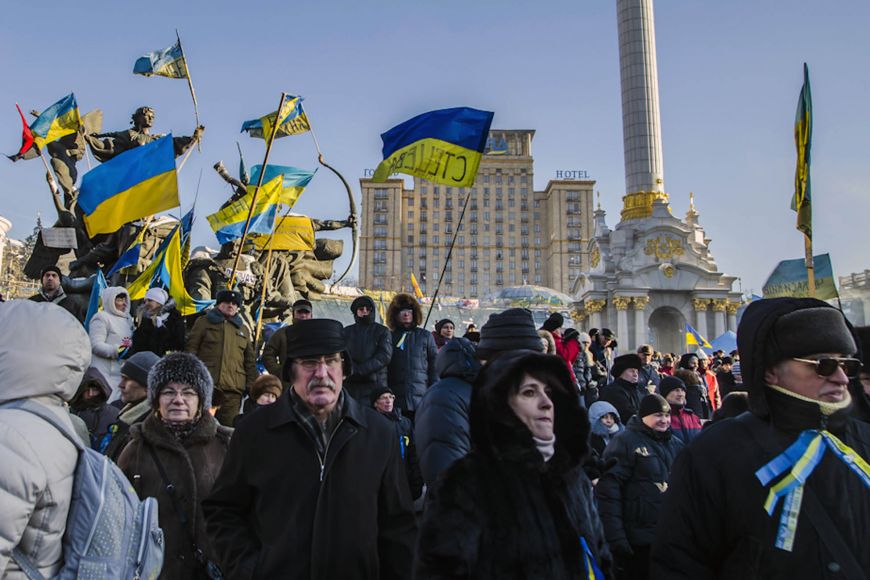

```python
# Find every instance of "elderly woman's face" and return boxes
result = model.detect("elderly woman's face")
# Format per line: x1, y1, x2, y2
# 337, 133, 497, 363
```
158, 381, 200, 423
508, 373, 555, 440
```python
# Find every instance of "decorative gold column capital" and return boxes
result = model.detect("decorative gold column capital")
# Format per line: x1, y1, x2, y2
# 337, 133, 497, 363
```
570, 309, 587, 322
725, 301, 740, 315
620, 190, 670, 221
632, 296, 650, 310
613, 296, 632, 311
585, 299, 607, 313
712, 298, 728, 312
692, 298, 711, 312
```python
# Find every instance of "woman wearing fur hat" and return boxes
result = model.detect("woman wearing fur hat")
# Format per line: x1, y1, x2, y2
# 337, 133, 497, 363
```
88, 286, 134, 398
129, 286, 186, 357
415, 351, 612, 579
118, 352, 232, 580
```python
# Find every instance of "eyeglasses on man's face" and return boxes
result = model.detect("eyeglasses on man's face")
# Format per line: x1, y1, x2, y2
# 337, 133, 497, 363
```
791, 357, 862, 378
296, 355, 343, 372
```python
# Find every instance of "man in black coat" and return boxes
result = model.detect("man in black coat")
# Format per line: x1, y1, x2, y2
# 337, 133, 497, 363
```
385, 293, 437, 421
343, 295, 392, 404
599, 354, 646, 424
596, 394, 683, 579
652, 298, 870, 579
28, 265, 86, 323
203, 319, 416, 580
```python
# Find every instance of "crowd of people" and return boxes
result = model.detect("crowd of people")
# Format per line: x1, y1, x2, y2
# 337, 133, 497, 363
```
2, 271, 870, 579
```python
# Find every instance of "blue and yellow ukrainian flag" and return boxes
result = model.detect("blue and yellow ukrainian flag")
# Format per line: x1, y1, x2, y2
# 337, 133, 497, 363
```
372, 107, 494, 187
127, 223, 212, 316
250, 164, 316, 207
133, 40, 188, 79
411, 273, 424, 300
250, 215, 316, 251
791, 63, 813, 239
207, 175, 283, 245
30, 93, 81, 150
78, 136, 180, 236
685, 323, 713, 350
241, 96, 310, 140
105, 227, 148, 278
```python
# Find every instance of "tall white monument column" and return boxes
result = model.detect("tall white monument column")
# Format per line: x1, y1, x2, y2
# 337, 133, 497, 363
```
586, 299, 607, 331
692, 298, 710, 346
617, 0, 668, 221
712, 299, 727, 340
726, 302, 739, 334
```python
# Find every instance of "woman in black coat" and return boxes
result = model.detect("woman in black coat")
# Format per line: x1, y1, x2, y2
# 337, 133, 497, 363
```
415, 351, 612, 579
129, 287, 186, 357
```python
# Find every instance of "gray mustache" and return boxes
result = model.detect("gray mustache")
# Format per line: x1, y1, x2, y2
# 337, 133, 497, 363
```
308, 379, 336, 391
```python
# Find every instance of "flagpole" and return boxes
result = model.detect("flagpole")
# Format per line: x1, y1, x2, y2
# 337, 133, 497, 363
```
254, 229, 278, 346
176, 29, 201, 152
804, 234, 816, 298
37, 148, 66, 215
227, 92, 287, 288
423, 189, 472, 329
302, 103, 323, 156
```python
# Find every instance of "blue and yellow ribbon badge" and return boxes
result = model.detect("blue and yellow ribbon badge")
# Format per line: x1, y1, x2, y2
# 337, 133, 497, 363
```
396, 331, 409, 351
579, 536, 604, 580
755, 429, 870, 551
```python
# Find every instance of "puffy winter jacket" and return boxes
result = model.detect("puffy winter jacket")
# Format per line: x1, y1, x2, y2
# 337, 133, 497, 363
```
595, 417, 684, 551
0, 301, 91, 579
414, 337, 481, 485
88, 286, 134, 394
343, 296, 393, 404
387, 328, 438, 412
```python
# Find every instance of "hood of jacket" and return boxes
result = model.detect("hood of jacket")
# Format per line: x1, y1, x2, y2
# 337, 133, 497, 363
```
588, 400, 621, 425
386, 292, 422, 330
71, 366, 112, 406
0, 300, 91, 403
435, 337, 481, 382
205, 305, 244, 328
351, 295, 377, 324
101, 286, 132, 319
737, 297, 866, 419
470, 350, 590, 468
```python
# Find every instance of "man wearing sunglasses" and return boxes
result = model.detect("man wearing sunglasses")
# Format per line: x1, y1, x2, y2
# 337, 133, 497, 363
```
653, 298, 870, 579
204, 318, 416, 579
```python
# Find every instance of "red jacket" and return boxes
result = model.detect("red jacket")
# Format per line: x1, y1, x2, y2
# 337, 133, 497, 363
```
669, 406, 703, 444
553, 333, 580, 383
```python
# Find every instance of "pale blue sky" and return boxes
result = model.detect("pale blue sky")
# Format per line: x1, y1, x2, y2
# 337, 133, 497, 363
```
2, 1, 868, 293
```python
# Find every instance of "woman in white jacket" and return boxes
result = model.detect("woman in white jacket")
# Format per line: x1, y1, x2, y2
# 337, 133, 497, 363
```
88, 286, 134, 400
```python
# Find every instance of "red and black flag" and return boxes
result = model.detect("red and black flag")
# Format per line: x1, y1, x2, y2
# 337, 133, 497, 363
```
8, 103, 38, 161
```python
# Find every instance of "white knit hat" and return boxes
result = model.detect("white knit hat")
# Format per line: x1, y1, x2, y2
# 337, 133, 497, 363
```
144, 287, 168, 305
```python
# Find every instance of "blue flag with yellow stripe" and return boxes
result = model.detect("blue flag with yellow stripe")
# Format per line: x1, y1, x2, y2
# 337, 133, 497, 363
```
78, 136, 180, 236
372, 107, 494, 187
133, 40, 188, 79
207, 175, 283, 244
685, 323, 712, 350
30, 93, 81, 150
241, 96, 310, 140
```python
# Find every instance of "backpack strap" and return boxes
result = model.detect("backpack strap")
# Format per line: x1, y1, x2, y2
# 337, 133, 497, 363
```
736, 413, 868, 580
11, 547, 45, 580
0, 399, 84, 450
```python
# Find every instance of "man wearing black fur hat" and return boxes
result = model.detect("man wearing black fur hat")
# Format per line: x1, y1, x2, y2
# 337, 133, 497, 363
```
386, 293, 438, 421
204, 318, 416, 580
652, 298, 870, 579
343, 295, 392, 404
599, 354, 647, 424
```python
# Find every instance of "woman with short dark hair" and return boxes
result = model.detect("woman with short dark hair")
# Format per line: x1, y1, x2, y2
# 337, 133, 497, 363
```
415, 351, 612, 579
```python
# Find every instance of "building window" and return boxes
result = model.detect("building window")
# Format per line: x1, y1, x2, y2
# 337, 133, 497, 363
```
407, 210, 414, 220
407, 198, 414, 206
375, 226, 387, 237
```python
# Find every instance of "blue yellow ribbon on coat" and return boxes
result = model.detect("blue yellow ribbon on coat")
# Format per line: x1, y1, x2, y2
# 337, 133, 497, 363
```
755, 429, 870, 551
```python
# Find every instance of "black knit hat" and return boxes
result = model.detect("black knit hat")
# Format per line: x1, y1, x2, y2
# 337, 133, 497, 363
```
855, 326, 870, 369
293, 298, 313, 312
435, 319, 455, 333
611, 354, 643, 380
369, 385, 395, 406
121, 351, 161, 387
640, 393, 671, 418
541, 312, 564, 332
40, 265, 62, 279
215, 289, 242, 306
350, 295, 375, 313
147, 352, 214, 412
283, 319, 350, 380
659, 375, 687, 399
476, 308, 545, 360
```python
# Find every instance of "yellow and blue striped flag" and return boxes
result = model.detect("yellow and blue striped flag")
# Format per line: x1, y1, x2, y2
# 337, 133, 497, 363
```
372, 107, 494, 187
30, 93, 81, 150
250, 164, 316, 207
791, 63, 813, 239
685, 323, 712, 350
411, 273, 424, 299
250, 215, 316, 251
78, 135, 179, 236
105, 226, 148, 278
240, 96, 310, 140
207, 175, 283, 245
133, 40, 188, 79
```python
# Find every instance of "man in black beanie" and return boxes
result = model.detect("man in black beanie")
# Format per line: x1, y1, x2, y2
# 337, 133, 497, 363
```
653, 298, 870, 579
599, 354, 646, 424
204, 318, 416, 579
476, 307, 546, 361
28, 265, 86, 323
